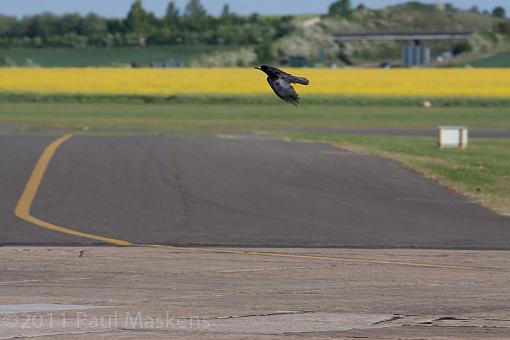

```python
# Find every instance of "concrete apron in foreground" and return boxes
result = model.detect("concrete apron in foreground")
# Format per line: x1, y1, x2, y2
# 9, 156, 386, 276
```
1, 247, 510, 339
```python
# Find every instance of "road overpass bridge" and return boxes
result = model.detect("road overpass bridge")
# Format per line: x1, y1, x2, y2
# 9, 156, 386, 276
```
333, 32, 472, 42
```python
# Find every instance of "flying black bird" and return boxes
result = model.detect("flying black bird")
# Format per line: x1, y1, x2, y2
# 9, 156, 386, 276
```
254, 65, 309, 105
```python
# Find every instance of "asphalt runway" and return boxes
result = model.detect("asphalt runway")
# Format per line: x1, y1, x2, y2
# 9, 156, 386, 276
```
1, 134, 509, 248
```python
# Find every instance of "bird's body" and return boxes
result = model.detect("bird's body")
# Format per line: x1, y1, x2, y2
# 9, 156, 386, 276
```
255, 65, 309, 105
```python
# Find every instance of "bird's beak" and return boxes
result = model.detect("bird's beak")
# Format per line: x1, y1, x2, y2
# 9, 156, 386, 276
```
254, 66, 261, 70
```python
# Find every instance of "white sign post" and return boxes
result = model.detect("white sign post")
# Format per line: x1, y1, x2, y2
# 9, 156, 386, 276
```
438, 126, 468, 149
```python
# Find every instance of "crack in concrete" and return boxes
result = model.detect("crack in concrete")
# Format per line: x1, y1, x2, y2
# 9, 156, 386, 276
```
203, 310, 315, 320
131, 138, 192, 238
171, 162, 192, 231
372, 314, 404, 325
146, 138, 192, 232
434, 316, 469, 321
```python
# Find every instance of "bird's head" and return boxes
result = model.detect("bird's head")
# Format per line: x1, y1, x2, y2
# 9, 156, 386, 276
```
254, 65, 278, 76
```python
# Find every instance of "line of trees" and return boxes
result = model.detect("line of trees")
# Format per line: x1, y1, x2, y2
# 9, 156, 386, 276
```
0, 0, 296, 48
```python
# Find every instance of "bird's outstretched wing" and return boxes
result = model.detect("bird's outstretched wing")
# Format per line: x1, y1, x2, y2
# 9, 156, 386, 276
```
290, 76, 310, 85
267, 77, 300, 106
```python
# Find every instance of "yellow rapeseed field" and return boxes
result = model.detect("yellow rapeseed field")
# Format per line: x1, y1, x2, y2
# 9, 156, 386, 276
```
0, 68, 508, 98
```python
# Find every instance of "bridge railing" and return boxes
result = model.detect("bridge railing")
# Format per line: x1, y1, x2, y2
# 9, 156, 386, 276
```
333, 32, 473, 42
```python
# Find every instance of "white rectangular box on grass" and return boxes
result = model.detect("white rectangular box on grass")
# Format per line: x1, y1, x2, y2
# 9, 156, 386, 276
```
438, 126, 468, 149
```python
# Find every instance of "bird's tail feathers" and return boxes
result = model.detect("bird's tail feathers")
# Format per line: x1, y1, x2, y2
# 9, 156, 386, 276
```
291, 76, 310, 85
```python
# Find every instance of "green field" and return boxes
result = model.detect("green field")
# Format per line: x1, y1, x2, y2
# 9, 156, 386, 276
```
0, 101, 509, 214
0, 102, 509, 131
0, 45, 223, 67
467, 49, 510, 67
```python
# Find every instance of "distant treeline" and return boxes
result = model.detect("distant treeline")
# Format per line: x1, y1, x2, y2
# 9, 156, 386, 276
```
0, 0, 295, 48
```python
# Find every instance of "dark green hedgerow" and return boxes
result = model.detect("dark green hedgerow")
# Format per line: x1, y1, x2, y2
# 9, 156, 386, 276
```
0, 92, 510, 107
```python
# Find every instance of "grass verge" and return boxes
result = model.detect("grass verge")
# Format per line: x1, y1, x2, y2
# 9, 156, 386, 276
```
1, 102, 510, 131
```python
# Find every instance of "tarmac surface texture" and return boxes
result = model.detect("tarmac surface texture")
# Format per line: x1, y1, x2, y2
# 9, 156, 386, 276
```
1, 134, 509, 248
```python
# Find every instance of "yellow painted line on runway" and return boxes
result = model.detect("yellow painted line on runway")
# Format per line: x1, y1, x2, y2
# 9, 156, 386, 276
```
15, 134, 132, 246
13, 134, 495, 271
